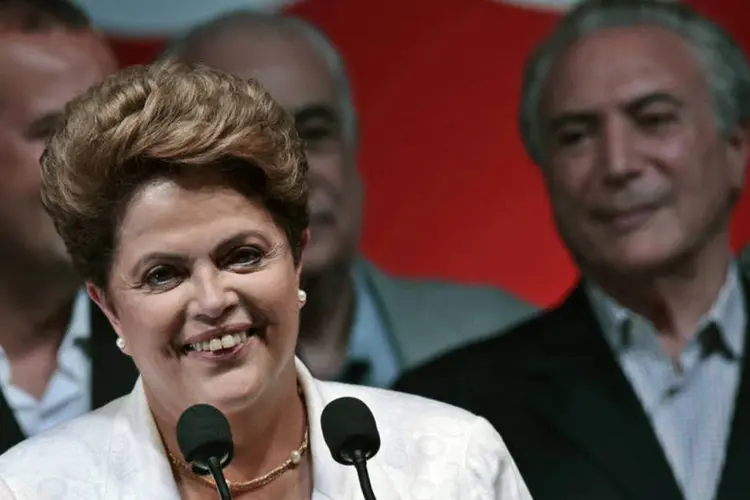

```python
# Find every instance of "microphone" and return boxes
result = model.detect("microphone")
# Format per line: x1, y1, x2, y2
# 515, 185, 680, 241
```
321, 397, 381, 500
177, 404, 234, 500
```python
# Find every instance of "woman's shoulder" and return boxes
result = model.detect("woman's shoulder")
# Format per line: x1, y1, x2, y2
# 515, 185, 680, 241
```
313, 382, 532, 498
319, 381, 483, 426
0, 395, 129, 487
314, 381, 502, 454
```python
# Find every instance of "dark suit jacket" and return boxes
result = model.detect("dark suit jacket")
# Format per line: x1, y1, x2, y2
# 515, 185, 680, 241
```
0, 302, 138, 454
394, 282, 750, 500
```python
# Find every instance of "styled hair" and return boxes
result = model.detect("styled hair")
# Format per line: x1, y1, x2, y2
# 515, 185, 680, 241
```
163, 10, 357, 140
0, 0, 91, 31
40, 59, 309, 288
519, 0, 750, 165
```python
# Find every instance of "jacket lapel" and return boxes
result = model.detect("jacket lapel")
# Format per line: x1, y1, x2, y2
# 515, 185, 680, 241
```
104, 379, 181, 499
296, 359, 402, 499
714, 276, 750, 500
352, 259, 409, 366
89, 301, 138, 409
522, 286, 683, 500
0, 389, 25, 453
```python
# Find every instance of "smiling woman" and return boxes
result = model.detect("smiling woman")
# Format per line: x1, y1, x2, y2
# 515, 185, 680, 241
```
0, 59, 532, 499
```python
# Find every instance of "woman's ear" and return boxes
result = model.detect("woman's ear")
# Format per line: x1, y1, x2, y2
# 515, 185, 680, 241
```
296, 229, 310, 281
86, 281, 125, 347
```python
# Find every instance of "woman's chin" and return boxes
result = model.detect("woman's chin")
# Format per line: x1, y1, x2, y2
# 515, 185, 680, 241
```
193, 369, 266, 415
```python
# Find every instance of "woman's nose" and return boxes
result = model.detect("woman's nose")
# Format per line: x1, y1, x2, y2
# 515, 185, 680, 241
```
192, 270, 238, 322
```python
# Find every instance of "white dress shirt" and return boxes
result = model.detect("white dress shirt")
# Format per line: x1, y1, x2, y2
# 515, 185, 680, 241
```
0, 359, 532, 499
0, 291, 91, 436
587, 264, 746, 500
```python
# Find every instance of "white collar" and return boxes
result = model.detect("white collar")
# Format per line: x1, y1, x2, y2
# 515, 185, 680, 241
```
111, 358, 398, 499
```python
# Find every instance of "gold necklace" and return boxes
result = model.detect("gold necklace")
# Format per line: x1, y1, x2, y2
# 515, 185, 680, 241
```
167, 427, 309, 493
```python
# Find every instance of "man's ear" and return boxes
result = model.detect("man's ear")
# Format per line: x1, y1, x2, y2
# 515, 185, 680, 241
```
86, 282, 128, 353
727, 123, 749, 191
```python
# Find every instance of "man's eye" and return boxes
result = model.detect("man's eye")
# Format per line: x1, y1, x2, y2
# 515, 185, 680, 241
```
299, 126, 332, 141
637, 112, 677, 131
556, 129, 589, 147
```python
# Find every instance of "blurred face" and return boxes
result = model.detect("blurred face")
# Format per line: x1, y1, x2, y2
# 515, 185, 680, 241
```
183, 28, 362, 275
0, 31, 114, 269
539, 26, 747, 276
90, 176, 305, 419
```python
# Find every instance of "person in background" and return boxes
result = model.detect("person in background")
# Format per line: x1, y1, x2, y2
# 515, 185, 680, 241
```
164, 11, 537, 388
741, 244, 750, 277
0, 60, 532, 499
395, 1, 750, 500
0, 0, 137, 453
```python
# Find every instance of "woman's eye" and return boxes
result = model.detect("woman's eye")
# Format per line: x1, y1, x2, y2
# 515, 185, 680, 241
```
225, 247, 263, 268
144, 266, 178, 288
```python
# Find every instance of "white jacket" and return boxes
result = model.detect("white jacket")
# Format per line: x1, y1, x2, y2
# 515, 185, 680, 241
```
0, 359, 532, 499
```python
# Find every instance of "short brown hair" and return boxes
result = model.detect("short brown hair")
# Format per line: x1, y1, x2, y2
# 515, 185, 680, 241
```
40, 59, 309, 288
0, 0, 91, 31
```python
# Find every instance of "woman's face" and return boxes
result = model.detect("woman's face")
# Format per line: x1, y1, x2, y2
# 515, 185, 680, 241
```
90, 176, 305, 419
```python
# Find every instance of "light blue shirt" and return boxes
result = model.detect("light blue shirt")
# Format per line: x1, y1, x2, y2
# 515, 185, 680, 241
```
0, 290, 91, 436
587, 264, 746, 500
343, 266, 401, 388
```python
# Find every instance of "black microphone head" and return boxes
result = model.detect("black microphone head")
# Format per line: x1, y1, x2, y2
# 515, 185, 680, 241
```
321, 397, 380, 465
176, 404, 234, 475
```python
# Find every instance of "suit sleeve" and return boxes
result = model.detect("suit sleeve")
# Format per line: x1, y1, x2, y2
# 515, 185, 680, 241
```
462, 416, 533, 500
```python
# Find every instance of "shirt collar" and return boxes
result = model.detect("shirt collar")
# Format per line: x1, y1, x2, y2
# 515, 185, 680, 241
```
587, 262, 746, 358
0, 289, 90, 388
56, 289, 91, 377
342, 266, 400, 387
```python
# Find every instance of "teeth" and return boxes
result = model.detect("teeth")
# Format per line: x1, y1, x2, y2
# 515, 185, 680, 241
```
220, 334, 236, 349
189, 330, 250, 353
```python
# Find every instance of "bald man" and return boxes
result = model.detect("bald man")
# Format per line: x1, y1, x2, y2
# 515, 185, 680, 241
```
167, 11, 536, 387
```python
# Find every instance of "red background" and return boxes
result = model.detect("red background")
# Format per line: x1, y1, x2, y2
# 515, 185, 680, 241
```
105, 0, 750, 306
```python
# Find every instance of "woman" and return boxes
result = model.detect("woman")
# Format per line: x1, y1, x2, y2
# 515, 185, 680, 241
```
0, 60, 531, 499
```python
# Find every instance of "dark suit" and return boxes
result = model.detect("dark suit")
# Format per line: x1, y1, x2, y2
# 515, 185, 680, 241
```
394, 282, 750, 500
0, 303, 138, 454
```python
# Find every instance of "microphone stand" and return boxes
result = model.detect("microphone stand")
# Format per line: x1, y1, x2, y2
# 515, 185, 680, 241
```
206, 456, 233, 500
351, 450, 377, 500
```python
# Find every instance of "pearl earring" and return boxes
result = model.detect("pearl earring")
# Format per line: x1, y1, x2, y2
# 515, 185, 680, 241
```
297, 289, 307, 304
116, 337, 126, 350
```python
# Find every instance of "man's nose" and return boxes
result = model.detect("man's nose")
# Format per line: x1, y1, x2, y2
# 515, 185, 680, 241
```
599, 117, 643, 182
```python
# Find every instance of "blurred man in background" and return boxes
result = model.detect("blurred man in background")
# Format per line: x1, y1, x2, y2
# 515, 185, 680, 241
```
168, 11, 536, 387
0, 0, 137, 453
741, 244, 750, 277
396, 1, 750, 499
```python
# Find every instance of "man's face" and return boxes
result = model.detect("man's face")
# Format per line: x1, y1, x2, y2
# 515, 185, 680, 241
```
0, 31, 115, 271
184, 28, 362, 276
539, 26, 747, 276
